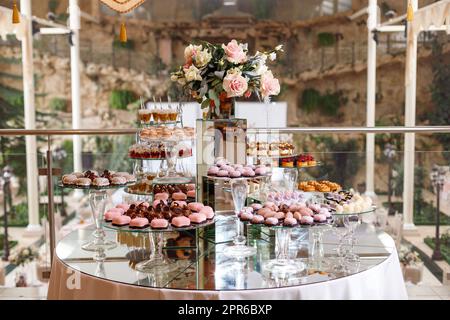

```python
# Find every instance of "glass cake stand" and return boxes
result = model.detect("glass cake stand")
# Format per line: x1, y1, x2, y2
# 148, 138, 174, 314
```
104, 218, 215, 273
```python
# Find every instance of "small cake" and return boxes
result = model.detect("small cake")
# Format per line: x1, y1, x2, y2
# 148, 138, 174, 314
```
172, 192, 187, 201
258, 207, 273, 217
251, 215, 265, 224
188, 202, 204, 212
75, 178, 91, 187
111, 176, 127, 185
300, 216, 314, 225
254, 167, 267, 176
274, 211, 285, 220
240, 212, 254, 221
171, 216, 191, 228
284, 217, 298, 227
187, 190, 196, 198
265, 217, 279, 226
112, 215, 131, 226
116, 203, 130, 211
217, 170, 229, 177
71, 172, 84, 178
242, 169, 255, 177
150, 218, 169, 229
199, 206, 214, 220
189, 212, 207, 224
207, 166, 219, 176
130, 217, 149, 229
230, 170, 242, 178
62, 174, 77, 185
313, 214, 327, 223
104, 210, 122, 222
154, 192, 169, 201
108, 207, 124, 214
299, 207, 314, 217
251, 203, 263, 211
92, 177, 109, 187
153, 199, 167, 208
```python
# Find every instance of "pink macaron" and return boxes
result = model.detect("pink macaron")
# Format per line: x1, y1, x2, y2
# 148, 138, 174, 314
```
150, 218, 169, 229
112, 215, 131, 226
104, 210, 122, 222
172, 192, 187, 201
199, 206, 214, 220
130, 217, 149, 228
171, 216, 191, 228
187, 190, 196, 198
154, 193, 169, 201
189, 212, 207, 224
188, 202, 204, 212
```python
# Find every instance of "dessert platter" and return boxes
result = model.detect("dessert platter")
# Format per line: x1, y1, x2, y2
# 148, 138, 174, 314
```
206, 157, 271, 180
298, 180, 342, 192
247, 141, 295, 157
60, 170, 136, 189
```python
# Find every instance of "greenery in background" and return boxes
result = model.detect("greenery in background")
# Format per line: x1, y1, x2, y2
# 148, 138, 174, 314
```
0, 202, 48, 227
391, 163, 426, 215
306, 136, 363, 188
87, 136, 134, 173
384, 201, 450, 226
109, 89, 137, 110
0, 234, 18, 255
300, 89, 347, 116
424, 235, 450, 265
48, 97, 68, 112
422, 38, 450, 162
317, 32, 336, 47
252, 0, 272, 19
149, 55, 167, 75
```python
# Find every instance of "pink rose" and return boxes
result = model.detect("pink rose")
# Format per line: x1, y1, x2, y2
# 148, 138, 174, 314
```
261, 71, 280, 98
222, 40, 247, 64
223, 73, 248, 98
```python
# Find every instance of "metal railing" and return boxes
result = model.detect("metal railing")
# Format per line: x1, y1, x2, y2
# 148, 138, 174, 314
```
1, 125, 450, 265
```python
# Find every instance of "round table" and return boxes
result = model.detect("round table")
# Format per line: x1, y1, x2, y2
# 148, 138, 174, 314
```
47, 219, 407, 300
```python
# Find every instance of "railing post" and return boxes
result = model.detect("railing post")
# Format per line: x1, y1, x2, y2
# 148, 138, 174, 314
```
47, 135, 56, 265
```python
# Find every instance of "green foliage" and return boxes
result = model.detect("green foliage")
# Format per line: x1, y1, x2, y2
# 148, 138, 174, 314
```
317, 32, 335, 47
422, 39, 450, 161
0, 85, 24, 108
0, 234, 18, 255
48, 97, 68, 112
425, 236, 450, 265
109, 89, 137, 110
300, 89, 346, 116
0, 202, 48, 227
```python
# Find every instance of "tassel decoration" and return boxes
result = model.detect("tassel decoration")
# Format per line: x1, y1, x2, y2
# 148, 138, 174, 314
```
406, 0, 414, 22
119, 22, 127, 43
12, 0, 20, 24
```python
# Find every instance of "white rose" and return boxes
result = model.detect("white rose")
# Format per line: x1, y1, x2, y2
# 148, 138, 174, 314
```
275, 44, 284, 51
194, 49, 212, 68
170, 74, 178, 82
269, 52, 277, 61
183, 65, 202, 82
184, 44, 203, 62
255, 61, 268, 75
226, 67, 242, 76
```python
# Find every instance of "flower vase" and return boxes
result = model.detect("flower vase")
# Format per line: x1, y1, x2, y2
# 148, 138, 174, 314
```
206, 97, 235, 120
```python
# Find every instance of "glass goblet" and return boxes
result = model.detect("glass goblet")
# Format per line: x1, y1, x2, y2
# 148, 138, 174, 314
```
283, 168, 298, 192
82, 190, 117, 251
343, 214, 361, 266
223, 179, 256, 258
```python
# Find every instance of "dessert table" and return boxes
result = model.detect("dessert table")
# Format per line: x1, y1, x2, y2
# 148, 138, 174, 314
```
47, 219, 407, 300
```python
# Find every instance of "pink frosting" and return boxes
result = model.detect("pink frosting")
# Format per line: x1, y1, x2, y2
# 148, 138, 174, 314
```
319, 208, 331, 218
284, 217, 298, 226
116, 203, 130, 211
108, 207, 124, 214
112, 215, 131, 226
187, 190, 196, 198
171, 216, 191, 228
172, 192, 187, 200
285, 212, 294, 219
299, 207, 314, 217
274, 212, 285, 220
251, 203, 262, 211
251, 215, 265, 224
189, 212, 207, 224
230, 170, 242, 178
265, 217, 279, 225
199, 206, 214, 216
207, 166, 220, 175
154, 193, 169, 201
130, 217, 149, 228
187, 184, 196, 191
255, 167, 266, 176
243, 169, 255, 177
240, 212, 254, 221
150, 218, 169, 229
217, 170, 229, 177
313, 214, 327, 222
188, 202, 204, 212
300, 216, 314, 225
104, 211, 122, 222
258, 207, 273, 217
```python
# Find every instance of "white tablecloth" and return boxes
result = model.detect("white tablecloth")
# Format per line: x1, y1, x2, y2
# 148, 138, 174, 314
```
48, 245, 407, 300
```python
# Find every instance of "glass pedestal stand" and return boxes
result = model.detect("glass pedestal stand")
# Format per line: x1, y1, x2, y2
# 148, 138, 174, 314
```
154, 140, 192, 184
82, 190, 117, 252
135, 232, 179, 273
262, 227, 305, 278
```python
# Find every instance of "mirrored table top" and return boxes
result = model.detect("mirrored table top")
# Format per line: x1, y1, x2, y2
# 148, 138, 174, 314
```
56, 219, 395, 291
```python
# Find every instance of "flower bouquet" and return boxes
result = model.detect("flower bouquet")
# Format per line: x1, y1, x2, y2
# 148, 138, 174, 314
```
171, 39, 283, 119
9, 246, 39, 287
399, 245, 423, 284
